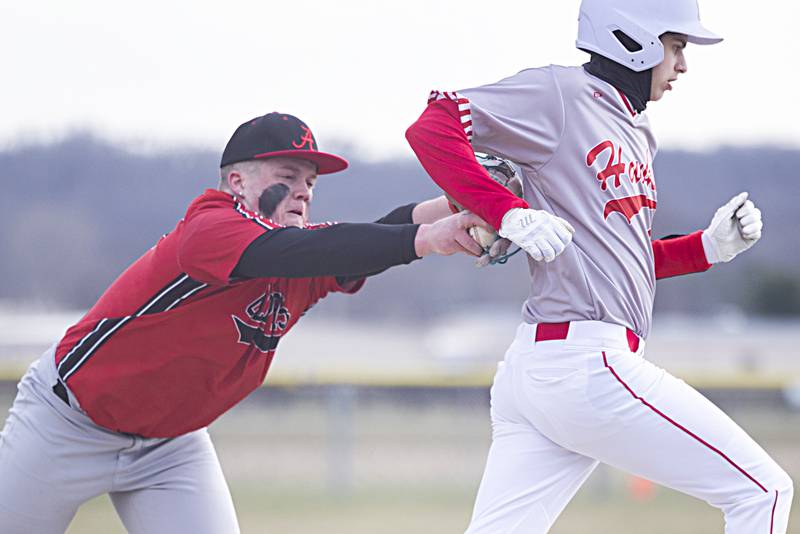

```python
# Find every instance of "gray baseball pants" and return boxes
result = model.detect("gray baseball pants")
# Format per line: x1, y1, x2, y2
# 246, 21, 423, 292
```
0, 346, 240, 533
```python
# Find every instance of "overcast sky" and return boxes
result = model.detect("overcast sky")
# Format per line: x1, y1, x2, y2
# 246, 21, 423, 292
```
1, 0, 798, 160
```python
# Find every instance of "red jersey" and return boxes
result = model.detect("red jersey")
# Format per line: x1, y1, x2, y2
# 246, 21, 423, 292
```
54, 189, 362, 438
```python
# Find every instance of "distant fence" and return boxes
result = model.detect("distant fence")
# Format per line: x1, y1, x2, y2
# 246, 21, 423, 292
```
2, 311, 799, 411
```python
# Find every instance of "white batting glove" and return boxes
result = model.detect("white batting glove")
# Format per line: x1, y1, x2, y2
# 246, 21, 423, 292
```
701, 192, 763, 264
498, 208, 575, 262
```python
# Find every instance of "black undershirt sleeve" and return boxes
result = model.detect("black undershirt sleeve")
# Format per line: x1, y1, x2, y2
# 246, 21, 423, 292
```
231, 203, 420, 280
373, 203, 416, 225
333, 203, 418, 284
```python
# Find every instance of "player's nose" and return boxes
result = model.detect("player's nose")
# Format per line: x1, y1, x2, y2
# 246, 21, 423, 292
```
294, 182, 312, 202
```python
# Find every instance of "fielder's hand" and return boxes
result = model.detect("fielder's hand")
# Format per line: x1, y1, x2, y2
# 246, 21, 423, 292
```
415, 211, 491, 257
701, 192, 763, 264
498, 208, 575, 262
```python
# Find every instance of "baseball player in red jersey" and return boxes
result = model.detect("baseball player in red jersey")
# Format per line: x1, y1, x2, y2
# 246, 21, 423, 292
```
0, 112, 494, 533
405, 0, 793, 532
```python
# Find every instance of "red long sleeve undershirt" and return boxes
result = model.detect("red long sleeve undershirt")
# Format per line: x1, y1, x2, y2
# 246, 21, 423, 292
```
652, 231, 711, 279
406, 99, 711, 280
405, 100, 529, 230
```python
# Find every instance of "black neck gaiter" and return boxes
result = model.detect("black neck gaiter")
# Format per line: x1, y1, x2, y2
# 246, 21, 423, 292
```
583, 54, 652, 113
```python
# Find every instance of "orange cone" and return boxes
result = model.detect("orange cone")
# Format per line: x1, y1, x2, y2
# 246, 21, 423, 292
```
628, 475, 656, 501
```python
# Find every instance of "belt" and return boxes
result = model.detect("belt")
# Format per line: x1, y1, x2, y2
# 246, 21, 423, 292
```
534, 321, 640, 353
52, 380, 71, 407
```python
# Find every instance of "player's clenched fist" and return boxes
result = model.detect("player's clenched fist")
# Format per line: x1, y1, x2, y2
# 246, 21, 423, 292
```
702, 192, 763, 264
498, 207, 575, 262
414, 211, 492, 257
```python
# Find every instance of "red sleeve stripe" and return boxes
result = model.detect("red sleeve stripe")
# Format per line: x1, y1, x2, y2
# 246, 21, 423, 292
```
428, 90, 473, 141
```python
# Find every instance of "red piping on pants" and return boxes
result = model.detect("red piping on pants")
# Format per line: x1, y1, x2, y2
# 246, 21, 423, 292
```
601, 352, 769, 494
770, 490, 778, 534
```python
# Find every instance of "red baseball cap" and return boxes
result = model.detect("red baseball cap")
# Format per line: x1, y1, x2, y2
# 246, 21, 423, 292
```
220, 112, 348, 174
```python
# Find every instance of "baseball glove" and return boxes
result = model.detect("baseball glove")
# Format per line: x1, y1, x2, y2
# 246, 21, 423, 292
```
447, 153, 524, 265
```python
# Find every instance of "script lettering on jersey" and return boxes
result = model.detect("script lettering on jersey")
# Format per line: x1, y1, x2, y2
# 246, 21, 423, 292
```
586, 139, 657, 224
586, 140, 656, 193
232, 291, 292, 353
246, 291, 290, 330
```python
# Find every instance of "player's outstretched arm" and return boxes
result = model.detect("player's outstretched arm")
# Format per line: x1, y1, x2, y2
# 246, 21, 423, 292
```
371, 197, 455, 226
702, 192, 763, 264
411, 196, 454, 224
415, 211, 491, 257
229, 212, 489, 281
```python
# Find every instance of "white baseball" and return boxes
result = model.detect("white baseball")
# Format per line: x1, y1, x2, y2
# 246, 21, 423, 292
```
470, 226, 498, 249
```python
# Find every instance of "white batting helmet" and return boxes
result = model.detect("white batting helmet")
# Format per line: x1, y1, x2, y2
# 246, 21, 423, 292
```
576, 0, 722, 72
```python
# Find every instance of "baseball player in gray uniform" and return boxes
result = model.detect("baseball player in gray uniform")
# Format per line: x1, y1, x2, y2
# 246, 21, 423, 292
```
406, 0, 793, 532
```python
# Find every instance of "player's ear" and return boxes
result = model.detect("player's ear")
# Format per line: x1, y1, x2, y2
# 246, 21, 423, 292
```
226, 170, 244, 195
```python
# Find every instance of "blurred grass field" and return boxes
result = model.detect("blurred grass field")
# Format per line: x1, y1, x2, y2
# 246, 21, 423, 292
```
1, 389, 797, 533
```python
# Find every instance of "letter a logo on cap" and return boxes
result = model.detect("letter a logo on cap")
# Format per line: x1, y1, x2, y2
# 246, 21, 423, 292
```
292, 126, 316, 151
221, 112, 347, 173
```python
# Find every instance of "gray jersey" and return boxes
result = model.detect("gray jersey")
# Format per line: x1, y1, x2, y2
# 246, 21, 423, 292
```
459, 65, 659, 337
